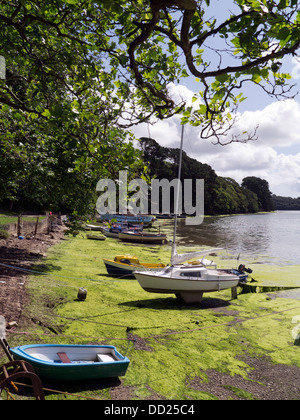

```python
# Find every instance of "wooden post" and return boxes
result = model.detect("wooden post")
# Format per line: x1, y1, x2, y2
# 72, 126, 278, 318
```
47, 213, 51, 234
231, 286, 238, 300
17, 214, 22, 237
34, 217, 39, 236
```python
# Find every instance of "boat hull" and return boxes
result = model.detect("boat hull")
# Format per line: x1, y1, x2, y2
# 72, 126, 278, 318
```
102, 226, 143, 239
104, 259, 134, 276
85, 224, 103, 231
118, 232, 167, 244
134, 269, 239, 303
102, 227, 120, 238
86, 234, 105, 240
103, 257, 166, 277
10, 344, 130, 381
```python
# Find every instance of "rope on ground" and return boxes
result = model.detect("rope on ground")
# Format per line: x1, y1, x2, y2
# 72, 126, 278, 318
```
151, 303, 300, 338
10, 381, 102, 400
6, 303, 300, 342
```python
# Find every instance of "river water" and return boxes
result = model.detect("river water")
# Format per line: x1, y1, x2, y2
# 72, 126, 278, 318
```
168, 211, 300, 266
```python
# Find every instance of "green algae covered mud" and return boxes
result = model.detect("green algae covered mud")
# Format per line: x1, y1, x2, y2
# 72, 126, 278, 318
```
208, 250, 300, 294
7, 231, 300, 400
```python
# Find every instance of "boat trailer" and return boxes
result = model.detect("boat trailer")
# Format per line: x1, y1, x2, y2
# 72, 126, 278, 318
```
0, 316, 44, 400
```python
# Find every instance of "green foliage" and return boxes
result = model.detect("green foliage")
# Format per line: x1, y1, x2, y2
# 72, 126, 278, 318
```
0, 1, 299, 137
272, 195, 300, 210
0, 228, 9, 239
242, 176, 274, 212
0, 1, 296, 215
0, 105, 144, 213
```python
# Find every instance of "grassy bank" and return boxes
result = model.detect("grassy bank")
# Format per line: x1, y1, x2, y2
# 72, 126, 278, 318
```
6, 229, 300, 400
0, 213, 46, 225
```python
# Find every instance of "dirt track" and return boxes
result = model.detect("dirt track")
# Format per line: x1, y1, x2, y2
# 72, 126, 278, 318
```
0, 227, 65, 325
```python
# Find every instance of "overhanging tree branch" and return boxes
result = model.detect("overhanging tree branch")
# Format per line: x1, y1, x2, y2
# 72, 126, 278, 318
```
1, 1, 300, 141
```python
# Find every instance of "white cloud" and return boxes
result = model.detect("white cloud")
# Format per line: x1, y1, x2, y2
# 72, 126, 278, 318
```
132, 117, 182, 148
233, 99, 300, 148
168, 83, 197, 107
131, 84, 300, 198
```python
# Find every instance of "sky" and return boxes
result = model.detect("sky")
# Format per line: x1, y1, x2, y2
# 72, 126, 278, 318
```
130, 2, 300, 199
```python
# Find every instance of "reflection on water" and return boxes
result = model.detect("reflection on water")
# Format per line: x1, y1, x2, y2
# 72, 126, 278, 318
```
169, 211, 300, 265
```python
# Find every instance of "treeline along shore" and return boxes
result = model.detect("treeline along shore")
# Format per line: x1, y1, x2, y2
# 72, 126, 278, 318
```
1, 135, 297, 217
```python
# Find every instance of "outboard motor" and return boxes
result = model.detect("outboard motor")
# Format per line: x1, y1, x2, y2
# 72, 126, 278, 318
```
238, 264, 252, 274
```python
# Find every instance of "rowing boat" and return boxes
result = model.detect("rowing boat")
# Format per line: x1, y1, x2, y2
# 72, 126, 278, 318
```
9, 344, 130, 381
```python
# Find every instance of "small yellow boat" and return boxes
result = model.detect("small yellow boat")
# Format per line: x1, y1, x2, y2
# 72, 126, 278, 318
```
103, 255, 166, 277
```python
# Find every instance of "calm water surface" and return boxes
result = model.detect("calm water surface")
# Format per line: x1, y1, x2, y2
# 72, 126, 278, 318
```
172, 211, 300, 266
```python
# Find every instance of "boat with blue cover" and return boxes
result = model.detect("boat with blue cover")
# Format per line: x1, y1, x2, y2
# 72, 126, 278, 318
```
100, 213, 154, 226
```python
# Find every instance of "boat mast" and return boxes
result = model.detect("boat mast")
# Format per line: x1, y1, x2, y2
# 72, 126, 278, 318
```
171, 125, 184, 265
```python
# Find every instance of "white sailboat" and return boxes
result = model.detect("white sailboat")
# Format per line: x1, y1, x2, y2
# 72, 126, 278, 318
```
134, 246, 240, 304
133, 126, 240, 304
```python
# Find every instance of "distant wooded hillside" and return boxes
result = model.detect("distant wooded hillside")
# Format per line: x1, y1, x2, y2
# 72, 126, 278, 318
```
272, 195, 300, 210
140, 137, 274, 215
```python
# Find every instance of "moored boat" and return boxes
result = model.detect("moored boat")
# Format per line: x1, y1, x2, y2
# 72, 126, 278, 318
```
118, 231, 167, 244
102, 226, 123, 238
85, 224, 103, 231
9, 344, 130, 381
86, 234, 106, 240
103, 255, 166, 276
134, 263, 239, 303
155, 214, 174, 219
102, 223, 143, 238
100, 213, 154, 226
133, 126, 241, 304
